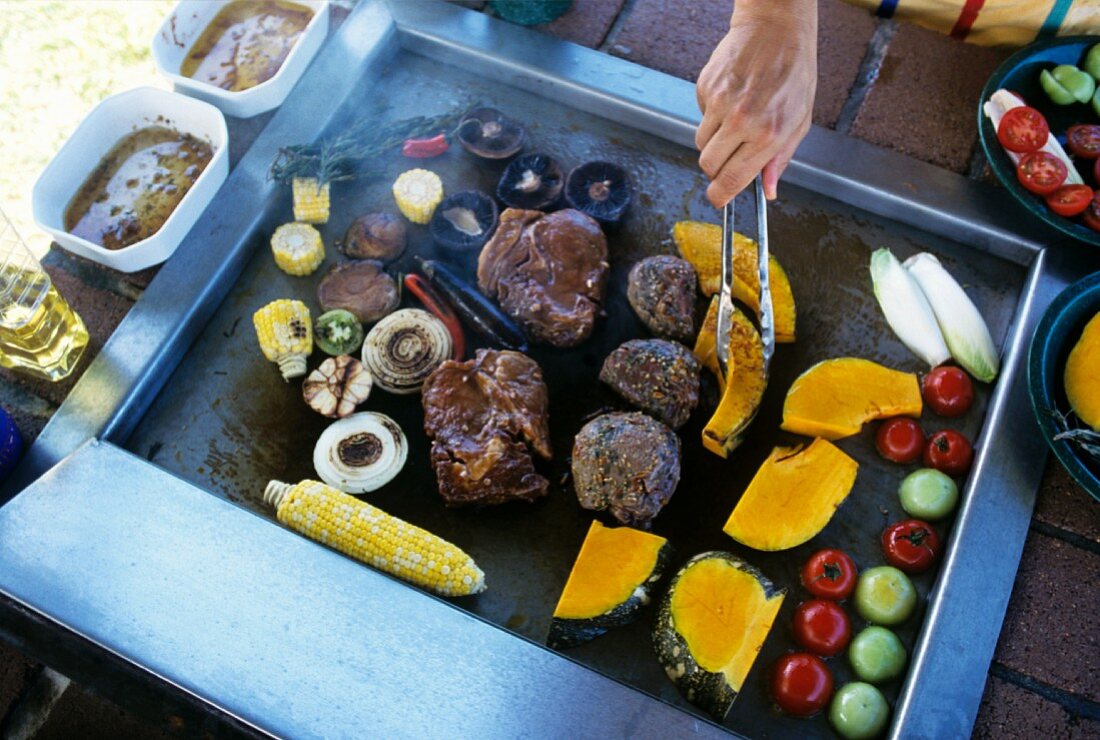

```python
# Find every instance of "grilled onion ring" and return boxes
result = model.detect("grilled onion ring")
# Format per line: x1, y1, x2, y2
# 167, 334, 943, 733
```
362, 308, 452, 394
313, 412, 408, 493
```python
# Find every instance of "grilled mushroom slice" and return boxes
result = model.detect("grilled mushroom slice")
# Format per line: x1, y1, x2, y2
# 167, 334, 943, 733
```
302, 355, 373, 418
313, 412, 408, 493
342, 213, 406, 262
497, 153, 563, 210
317, 260, 400, 324
565, 161, 632, 226
429, 191, 499, 251
457, 107, 525, 160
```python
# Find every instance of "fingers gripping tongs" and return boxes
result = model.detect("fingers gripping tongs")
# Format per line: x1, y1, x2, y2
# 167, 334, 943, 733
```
715, 176, 774, 381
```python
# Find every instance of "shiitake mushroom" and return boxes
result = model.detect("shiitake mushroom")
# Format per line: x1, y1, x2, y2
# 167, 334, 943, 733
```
342, 212, 406, 262
429, 191, 499, 251
317, 260, 400, 324
496, 153, 563, 210
565, 161, 632, 226
457, 107, 525, 161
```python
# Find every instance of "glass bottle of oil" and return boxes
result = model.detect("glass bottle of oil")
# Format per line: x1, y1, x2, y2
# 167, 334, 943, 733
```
0, 208, 88, 382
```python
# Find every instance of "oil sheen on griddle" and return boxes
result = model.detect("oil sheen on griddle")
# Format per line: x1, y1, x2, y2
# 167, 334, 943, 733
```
63, 126, 213, 250
180, 0, 313, 92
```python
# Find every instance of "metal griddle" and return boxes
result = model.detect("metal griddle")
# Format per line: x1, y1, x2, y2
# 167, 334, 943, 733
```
1, 2, 1096, 737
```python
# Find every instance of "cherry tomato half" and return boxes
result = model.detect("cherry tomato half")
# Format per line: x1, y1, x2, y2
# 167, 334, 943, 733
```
1046, 184, 1094, 217
922, 366, 975, 417
1017, 151, 1068, 196
792, 600, 852, 657
997, 106, 1049, 153
771, 653, 834, 717
801, 549, 857, 601
1066, 124, 1100, 159
923, 430, 974, 477
1085, 191, 1100, 233
875, 418, 925, 463
882, 519, 942, 574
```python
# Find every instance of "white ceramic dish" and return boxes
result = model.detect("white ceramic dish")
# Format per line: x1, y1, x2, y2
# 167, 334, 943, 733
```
32, 87, 229, 273
152, 0, 330, 119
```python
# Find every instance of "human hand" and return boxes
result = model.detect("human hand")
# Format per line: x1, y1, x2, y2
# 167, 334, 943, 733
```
695, 0, 817, 205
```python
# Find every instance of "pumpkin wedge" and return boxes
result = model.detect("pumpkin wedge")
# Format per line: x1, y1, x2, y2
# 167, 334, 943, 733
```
672, 220, 796, 343
1065, 311, 1100, 431
654, 552, 785, 720
781, 358, 922, 440
694, 297, 766, 457
548, 520, 672, 649
723, 438, 859, 551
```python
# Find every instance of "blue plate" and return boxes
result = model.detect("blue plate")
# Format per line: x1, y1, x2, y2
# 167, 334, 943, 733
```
1028, 270, 1100, 500
979, 36, 1100, 248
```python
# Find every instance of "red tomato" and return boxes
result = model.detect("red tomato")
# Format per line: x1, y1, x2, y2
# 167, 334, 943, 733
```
1086, 191, 1100, 233
923, 430, 974, 477
792, 600, 852, 657
1046, 185, 1094, 217
875, 418, 925, 463
1066, 125, 1100, 159
882, 519, 942, 574
1017, 151, 1068, 195
997, 106, 1049, 153
770, 653, 834, 717
800, 549, 857, 601
922, 366, 976, 417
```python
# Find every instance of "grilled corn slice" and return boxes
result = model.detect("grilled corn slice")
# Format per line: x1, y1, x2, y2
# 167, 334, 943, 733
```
292, 177, 331, 224
264, 479, 486, 597
271, 222, 325, 276
392, 169, 443, 224
253, 299, 313, 380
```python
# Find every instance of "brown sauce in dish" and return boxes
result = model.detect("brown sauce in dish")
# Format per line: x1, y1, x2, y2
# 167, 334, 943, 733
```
64, 126, 213, 250
180, 0, 313, 92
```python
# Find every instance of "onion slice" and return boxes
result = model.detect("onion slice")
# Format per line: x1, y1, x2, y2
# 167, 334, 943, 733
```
362, 308, 453, 394
313, 412, 408, 493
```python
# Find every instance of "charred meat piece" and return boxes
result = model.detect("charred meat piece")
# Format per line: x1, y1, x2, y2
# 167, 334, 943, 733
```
571, 412, 680, 529
423, 349, 552, 506
627, 255, 698, 341
599, 339, 700, 429
478, 208, 609, 347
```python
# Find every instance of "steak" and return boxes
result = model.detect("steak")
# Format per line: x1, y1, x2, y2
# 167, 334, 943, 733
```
423, 349, 552, 506
477, 207, 609, 347
599, 338, 701, 429
627, 255, 697, 342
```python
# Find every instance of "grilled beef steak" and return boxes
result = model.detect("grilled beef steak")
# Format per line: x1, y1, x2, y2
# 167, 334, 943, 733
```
571, 412, 681, 528
627, 255, 697, 341
477, 207, 609, 347
423, 349, 552, 506
599, 338, 701, 429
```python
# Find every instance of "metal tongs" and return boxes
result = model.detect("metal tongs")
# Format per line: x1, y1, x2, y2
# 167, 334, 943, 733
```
715, 175, 774, 380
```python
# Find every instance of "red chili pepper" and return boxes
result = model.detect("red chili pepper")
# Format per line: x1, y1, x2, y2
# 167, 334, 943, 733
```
401, 133, 449, 159
404, 273, 465, 360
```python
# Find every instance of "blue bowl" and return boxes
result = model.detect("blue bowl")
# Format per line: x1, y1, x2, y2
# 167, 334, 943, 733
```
1028, 271, 1100, 500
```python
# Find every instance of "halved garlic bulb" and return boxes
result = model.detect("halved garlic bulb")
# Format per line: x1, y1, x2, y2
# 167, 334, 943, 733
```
313, 412, 408, 494
362, 308, 452, 394
302, 355, 372, 418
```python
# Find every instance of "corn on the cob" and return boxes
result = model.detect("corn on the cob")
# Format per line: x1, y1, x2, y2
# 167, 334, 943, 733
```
271, 222, 325, 276
292, 177, 331, 224
264, 479, 486, 597
253, 299, 313, 381
392, 169, 443, 224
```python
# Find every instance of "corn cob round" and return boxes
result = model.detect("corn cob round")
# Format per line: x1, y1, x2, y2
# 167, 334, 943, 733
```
264, 479, 486, 597
271, 222, 326, 276
253, 299, 313, 380
392, 169, 444, 224
292, 177, 331, 224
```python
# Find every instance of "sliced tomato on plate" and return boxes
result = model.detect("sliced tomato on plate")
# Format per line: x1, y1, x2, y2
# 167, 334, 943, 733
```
997, 106, 1049, 153
1084, 193, 1100, 233
1045, 184, 1094, 217
1017, 151, 1068, 195
1067, 125, 1100, 160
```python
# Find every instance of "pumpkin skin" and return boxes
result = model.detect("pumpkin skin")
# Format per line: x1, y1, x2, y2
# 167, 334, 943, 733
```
548, 520, 672, 649
673, 220, 796, 343
781, 358, 922, 440
1065, 311, 1100, 431
723, 438, 859, 551
654, 551, 785, 720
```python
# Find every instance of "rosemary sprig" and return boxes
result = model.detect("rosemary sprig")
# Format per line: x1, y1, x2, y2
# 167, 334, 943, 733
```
1049, 407, 1100, 463
270, 109, 466, 185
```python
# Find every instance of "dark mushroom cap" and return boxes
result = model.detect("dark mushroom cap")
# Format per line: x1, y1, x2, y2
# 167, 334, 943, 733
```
429, 191, 499, 251
342, 213, 406, 262
317, 260, 400, 324
496, 153, 564, 210
564, 161, 632, 225
457, 107, 525, 160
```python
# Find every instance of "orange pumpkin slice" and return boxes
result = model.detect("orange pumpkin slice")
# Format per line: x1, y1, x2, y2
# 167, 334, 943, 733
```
1065, 311, 1100, 431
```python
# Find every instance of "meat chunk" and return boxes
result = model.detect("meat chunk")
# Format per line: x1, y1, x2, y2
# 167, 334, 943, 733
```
571, 412, 681, 529
423, 349, 552, 506
627, 255, 697, 341
599, 339, 701, 429
478, 208, 609, 347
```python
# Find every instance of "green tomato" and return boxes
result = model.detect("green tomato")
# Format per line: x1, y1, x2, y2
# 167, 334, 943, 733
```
855, 566, 917, 626
898, 468, 958, 521
1042, 68, 1078, 105
830, 682, 890, 740
1093, 87, 1100, 119
1053, 65, 1096, 103
1085, 44, 1100, 81
849, 626, 908, 684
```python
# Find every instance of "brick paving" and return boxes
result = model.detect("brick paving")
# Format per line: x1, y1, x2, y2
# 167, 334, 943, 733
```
2, 0, 1099, 737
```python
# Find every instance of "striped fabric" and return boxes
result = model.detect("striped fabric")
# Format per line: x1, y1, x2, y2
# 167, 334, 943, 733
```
848, 0, 1099, 46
